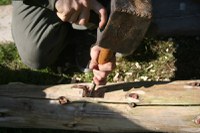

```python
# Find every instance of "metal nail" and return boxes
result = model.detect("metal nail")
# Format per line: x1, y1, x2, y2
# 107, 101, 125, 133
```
58, 96, 70, 105
188, 82, 200, 87
129, 93, 139, 99
129, 102, 136, 108
194, 116, 200, 125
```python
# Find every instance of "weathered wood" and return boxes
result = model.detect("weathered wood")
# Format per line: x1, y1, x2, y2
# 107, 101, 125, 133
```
148, 0, 200, 36
0, 80, 200, 132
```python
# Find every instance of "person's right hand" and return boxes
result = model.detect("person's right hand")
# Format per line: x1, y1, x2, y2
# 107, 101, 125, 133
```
89, 45, 116, 85
55, 0, 107, 29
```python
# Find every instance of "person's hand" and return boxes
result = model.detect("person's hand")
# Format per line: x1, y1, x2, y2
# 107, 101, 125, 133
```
55, 0, 107, 29
89, 45, 116, 85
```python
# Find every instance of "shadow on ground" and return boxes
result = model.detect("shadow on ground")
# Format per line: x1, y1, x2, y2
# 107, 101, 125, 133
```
125, 38, 159, 63
172, 37, 200, 80
125, 36, 200, 80
0, 65, 71, 85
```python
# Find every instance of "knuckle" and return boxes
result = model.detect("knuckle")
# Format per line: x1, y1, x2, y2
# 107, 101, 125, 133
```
108, 63, 114, 71
101, 73, 107, 79
60, 17, 66, 22
78, 19, 87, 25
101, 8, 107, 15
94, 72, 106, 81
106, 66, 112, 72
76, 6, 81, 11
74, 3, 81, 11
98, 76, 104, 81
62, 9, 71, 16
58, 14, 68, 22
82, 0, 89, 7
103, 62, 116, 71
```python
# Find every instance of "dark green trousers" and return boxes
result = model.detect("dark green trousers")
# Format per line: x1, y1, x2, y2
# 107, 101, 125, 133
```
12, 0, 77, 69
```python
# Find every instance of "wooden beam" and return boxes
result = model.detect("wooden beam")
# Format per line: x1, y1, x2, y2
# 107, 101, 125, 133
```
0, 80, 200, 132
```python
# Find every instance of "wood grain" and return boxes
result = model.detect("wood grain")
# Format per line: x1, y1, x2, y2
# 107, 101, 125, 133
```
0, 80, 200, 132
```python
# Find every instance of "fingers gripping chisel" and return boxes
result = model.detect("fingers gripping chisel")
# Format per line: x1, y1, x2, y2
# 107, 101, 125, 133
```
89, 48, 114, 97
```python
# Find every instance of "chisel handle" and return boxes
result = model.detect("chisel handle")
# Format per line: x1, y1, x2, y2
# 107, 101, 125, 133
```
98, 47, 114, 64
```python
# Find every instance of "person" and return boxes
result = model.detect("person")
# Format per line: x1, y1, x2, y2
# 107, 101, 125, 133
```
12, 0, 116, 85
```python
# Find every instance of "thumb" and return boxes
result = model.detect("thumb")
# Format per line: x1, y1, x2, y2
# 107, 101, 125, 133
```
57, 12, 68, 22
89, 45, 101, 69
90, 0, 107, 29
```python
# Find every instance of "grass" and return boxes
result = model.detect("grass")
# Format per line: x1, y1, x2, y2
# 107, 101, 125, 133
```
0, 40, 163, 85
1, 37, 200, 85
0, 43, 71, 85
0, 0, 11, 5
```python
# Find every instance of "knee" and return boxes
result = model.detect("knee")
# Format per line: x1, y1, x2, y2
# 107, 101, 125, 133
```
12, 18, 69, 69
18, 43, 54, 69
13, 24, 68, 69
15, 33, 64, 69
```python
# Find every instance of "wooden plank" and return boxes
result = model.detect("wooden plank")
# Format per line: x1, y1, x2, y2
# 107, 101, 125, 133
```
0, 80, 200, 132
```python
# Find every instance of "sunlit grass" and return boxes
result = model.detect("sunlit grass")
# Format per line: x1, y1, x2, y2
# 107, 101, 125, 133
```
0, 0, 11, 5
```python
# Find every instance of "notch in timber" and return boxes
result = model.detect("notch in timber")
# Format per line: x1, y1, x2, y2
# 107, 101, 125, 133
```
71, 85, 106, 98
58, 96, 70, 105
187, 81, 200, 87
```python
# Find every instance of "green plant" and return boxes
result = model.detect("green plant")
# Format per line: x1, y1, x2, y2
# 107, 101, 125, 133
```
0, 0, 11, 5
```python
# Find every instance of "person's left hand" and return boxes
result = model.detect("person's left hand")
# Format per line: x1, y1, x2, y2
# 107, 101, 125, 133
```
89, 45, 116, 85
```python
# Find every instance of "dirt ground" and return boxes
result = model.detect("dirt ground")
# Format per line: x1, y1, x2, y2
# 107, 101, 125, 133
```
0, 5, 13, 43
